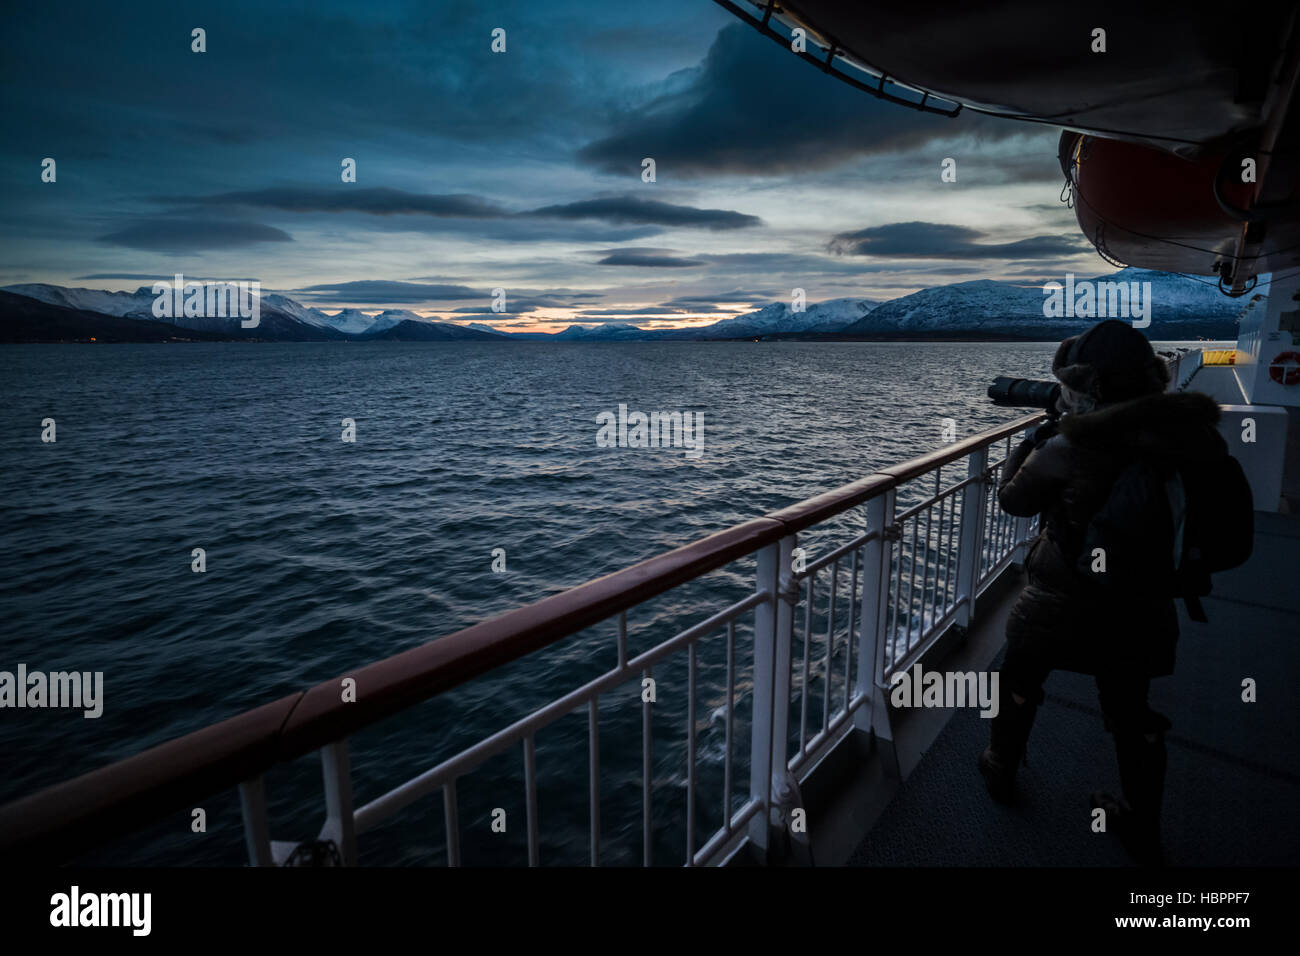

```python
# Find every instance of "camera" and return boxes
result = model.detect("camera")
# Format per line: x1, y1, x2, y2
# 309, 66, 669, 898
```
987, 376, 1061, 415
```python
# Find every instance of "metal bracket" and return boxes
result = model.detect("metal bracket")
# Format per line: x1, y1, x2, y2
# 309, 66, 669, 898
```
776, 572, 801, 605
882, 523, 903, 542
1218, 268, 1258, 298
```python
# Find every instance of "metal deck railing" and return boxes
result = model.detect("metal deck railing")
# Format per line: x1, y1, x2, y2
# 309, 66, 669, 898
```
0, 413, 1045, 866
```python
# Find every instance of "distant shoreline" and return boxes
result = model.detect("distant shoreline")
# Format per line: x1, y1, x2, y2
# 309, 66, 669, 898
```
0, 332, 1237, 346
0, 289, 1239, 345
0, 276, 1244, 344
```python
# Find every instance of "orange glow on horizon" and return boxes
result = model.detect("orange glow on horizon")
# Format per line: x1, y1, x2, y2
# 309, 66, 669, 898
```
440, 307, 751, 335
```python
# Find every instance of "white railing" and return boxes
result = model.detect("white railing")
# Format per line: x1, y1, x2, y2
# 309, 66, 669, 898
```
264, 419, 1041, 866
0, 415, 1044, 866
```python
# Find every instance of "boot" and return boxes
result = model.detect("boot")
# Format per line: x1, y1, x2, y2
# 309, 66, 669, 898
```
978, 685, 1038, 804
1091, 731, 1166, 866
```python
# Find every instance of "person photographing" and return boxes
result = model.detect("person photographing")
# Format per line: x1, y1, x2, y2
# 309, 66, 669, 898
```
979, 320, 1252, 866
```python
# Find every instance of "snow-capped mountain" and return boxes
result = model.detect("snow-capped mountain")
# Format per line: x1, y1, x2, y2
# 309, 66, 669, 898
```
315, 308, 376, 335
321, 307, 443, 335
366, 309, 510, 338
4, 284, 160, 318
0, 281, 512, 342
0, 269, 1246, 343
842, 269, 1242, 336
554, 322, 649, 341
259, 293, 335, 331
366, 318, 502, 341
238, 300, 432, 335
682, 297, 879, 339
373, 309, 425, 325
543, 298, 879, 341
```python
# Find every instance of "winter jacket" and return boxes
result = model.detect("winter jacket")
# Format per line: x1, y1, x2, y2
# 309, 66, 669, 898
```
998, 391, 1225, 677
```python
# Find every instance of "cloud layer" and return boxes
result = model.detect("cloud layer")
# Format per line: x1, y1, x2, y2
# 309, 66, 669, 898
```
829, 222, 1085, 259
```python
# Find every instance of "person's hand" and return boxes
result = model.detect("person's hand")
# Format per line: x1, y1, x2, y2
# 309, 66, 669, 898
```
1029, 419, 1059, 447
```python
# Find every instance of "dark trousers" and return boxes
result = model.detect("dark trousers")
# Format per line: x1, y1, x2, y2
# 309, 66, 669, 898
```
997, 642, 1169, 831
1001, 643, 1170, 737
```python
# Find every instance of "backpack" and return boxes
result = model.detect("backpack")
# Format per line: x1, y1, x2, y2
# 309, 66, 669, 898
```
1074, 453, 1254, 621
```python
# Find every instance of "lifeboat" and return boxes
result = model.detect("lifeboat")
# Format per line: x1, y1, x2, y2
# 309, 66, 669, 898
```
1061, 130, 1300, 289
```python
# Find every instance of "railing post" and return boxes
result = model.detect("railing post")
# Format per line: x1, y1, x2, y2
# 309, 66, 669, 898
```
238, 776, 274, 867
769, 535, 790, 775
747, 538, 790, 858
954, 447, 990, 627
855, 489, 899, 778
770, 535, 796, 787
319, 739, 358, 866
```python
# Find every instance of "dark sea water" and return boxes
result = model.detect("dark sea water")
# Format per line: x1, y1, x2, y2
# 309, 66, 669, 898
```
0, 340, 1191, 865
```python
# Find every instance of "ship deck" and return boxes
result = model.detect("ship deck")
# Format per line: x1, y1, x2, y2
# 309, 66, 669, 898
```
820, 508, 1300, 867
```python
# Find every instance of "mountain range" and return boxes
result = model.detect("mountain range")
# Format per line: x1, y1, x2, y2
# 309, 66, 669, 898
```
0, 269, 1246, 343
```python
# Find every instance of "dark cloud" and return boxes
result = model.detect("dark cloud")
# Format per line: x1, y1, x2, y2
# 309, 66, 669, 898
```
406, 281, 605, 303
1024, 201, 1080, 217
171, 187, 759, 235
186, 188, 510, 218
0, 0, 729, 166
578, 24, 1012, 177
97, 220, 292, 252
651, 304, 733, 314
446, 295, 585, 314
398, 221, 663, 243
828, 222, 1087, 259
563, 320, 643, 326
293, 281, 482, 302
696, 252, 894, 274
597, 253, 704, 267
661, 290, 777, 306
578, 307, 690, 316
76, 273, 260, 281
450, 306, 542, 316
1004, 263, 1084, 276
527, 196, 761, 230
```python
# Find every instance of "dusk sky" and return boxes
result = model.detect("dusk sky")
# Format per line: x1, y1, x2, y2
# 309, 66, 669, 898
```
1, 0, 1112, 331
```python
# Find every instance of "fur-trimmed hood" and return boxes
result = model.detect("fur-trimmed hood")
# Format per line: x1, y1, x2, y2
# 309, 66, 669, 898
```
1052, 320, 1170, 403
1059, 390, 1225, 460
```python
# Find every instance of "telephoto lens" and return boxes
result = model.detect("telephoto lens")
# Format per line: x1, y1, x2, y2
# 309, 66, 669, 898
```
987, 376, 1062, 411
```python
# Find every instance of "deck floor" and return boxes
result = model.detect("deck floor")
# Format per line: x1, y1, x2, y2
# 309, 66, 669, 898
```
847, 511, 1300, 866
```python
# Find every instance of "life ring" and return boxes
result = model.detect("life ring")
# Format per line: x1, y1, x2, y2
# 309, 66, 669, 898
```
1268, 351, 1300, 386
